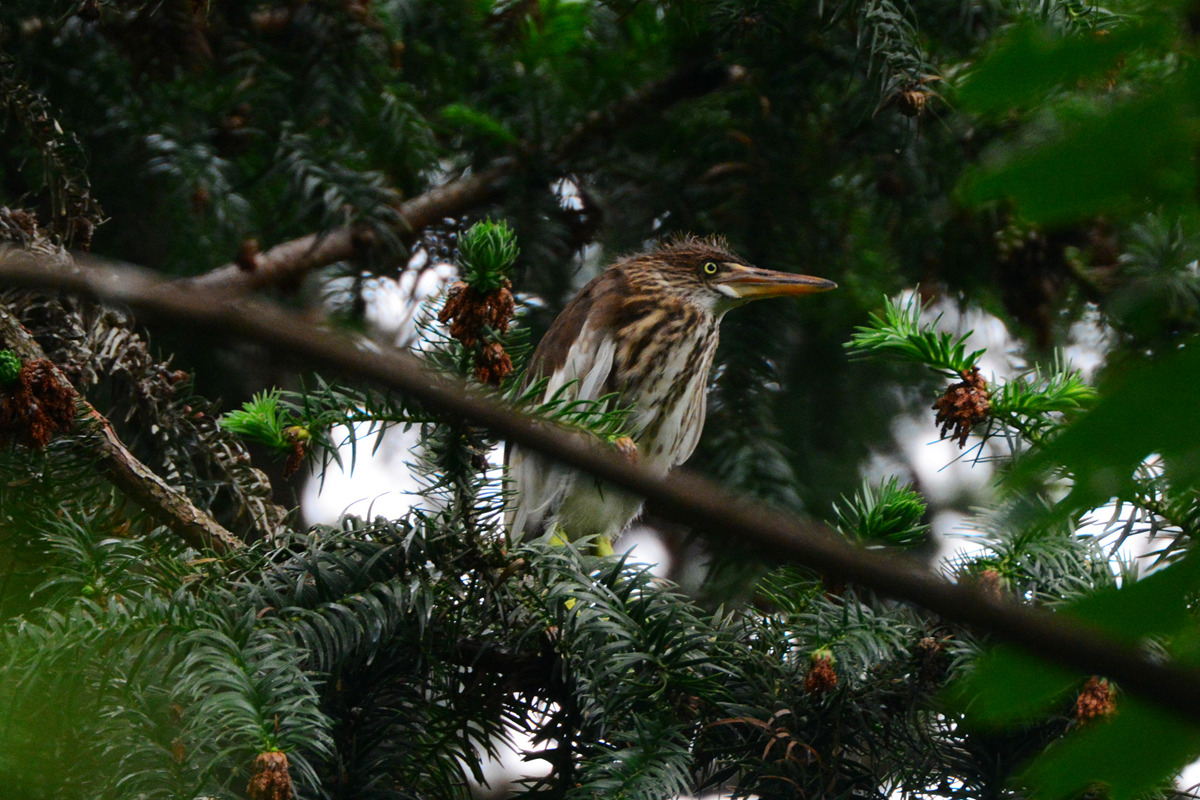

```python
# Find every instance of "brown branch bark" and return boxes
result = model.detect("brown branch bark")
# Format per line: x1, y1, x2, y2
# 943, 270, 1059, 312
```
80, 403, 244, 553
0, 280, 242, 553
182, 159, 518, 296
180, 63, 744, 297
4, 253, 1200, 721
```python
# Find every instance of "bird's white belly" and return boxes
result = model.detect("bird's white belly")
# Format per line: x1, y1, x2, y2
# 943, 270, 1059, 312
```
552, 346, 712, 541
554, 477, 647, 541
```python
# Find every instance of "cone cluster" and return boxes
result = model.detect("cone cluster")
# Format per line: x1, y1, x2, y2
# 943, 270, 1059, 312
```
0, 356, 77, 449
932, 366, 990, 447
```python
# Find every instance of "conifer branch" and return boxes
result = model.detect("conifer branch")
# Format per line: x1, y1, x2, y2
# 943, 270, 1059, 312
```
179, 63, 745, 296
0, 291, 242, 554
180, 158, 515, 296
6, 252, 1200, 721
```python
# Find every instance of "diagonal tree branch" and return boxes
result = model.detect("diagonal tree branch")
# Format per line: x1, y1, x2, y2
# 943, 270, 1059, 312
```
0, 294, 243, 553
3, 252, 1200, 721
178, 63, 744, 296
181, 159, 518, 296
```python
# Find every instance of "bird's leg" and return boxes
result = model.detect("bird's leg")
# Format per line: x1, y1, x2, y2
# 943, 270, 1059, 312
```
548, 521, 615, 557
548, 522, 570, 547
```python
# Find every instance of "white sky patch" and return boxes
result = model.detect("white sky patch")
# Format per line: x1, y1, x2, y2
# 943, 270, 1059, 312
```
1180, 759, 1200, 798
303, 422, 425, 522
553, 176, 585, 211
365, 258, 458, 348
1063, 305, 1108, 380
1073, 457, 1181, 584
304, 246, 456, 524
932, 510, 980, 568
897, 415, 997, 504
620, 524, 674, 576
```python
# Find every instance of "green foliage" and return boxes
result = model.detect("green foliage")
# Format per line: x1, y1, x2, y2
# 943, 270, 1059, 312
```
0, 348, 20, 385
962, 83, 1199, 224
181, 614, 334, 784
846, 293, 985, 377
0, 56, 103, 246
834, 476, 930, 548
458, 218, 520, 292
928, 8, 1200, 794
989, 355, 1095, 440
823, 0, 935, 103
440, 103, 519, 145
957, 11, 1197, 225
517, 377, 633, 444
219, 390, 292, 453
1022, 701, 1200, 800
220, 378, 430, 475
1108, 214, 1200, 346
274, 125, 407, 254
956, 20, 1159, 114
1020, 344, 1200, 513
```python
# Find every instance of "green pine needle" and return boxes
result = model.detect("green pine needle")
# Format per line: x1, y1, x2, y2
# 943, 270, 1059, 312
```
514, 377, 633, 443
835, 476, 930, 548
990, 356, 1095, 429
458, 218, 519, 292
846, 293, 985, 377
219, 390, 292, 453
0, 349, 21, 385
439, 103, 519, 145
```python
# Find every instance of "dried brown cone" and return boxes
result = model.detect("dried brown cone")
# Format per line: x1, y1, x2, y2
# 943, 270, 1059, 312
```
437, 281, 515, 348
236, 239, 261, 272
612, 436, 639, 465
473, 341, 513, 386
439, 280, 517, 385
932, 366, 990, 447
247, 750, 294, 800
283, 426, 309, 479
190, 186, 211, 215
1073, 677, 1116, 724
896, 86, 932, 117
0, 359, 78, 449
915, 635, 951, 688
975, 568, 1006, 602
803, 651, 838, 694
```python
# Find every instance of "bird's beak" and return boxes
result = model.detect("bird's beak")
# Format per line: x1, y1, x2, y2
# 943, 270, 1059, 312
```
716, 264, 838, 300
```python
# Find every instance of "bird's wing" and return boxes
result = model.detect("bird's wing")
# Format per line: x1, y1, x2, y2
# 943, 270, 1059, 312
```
506, 319, 617, 539
672, 383, 708, 467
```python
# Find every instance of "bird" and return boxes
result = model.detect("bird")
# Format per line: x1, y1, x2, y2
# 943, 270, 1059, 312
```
505, 235, 835, 552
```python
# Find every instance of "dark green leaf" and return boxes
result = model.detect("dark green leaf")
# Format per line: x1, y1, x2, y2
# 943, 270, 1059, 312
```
956, 21, 1168, 114
1021, 699, 1200, 800
960, 79, 1200, 224
951, 645, 1079, 726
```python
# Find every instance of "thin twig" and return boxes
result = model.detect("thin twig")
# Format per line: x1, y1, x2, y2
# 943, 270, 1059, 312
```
3, 253, 1200, 721
0, 294, 242, 553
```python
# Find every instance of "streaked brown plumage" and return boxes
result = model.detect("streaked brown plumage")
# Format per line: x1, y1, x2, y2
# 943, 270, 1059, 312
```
506, 235, 835, 548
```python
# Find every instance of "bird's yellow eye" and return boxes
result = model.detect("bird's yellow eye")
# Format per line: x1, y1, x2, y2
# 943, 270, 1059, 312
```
702, 262, 720, 276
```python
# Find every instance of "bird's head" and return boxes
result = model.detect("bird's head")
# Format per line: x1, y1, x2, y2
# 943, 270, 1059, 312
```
633, 235, 836, 314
